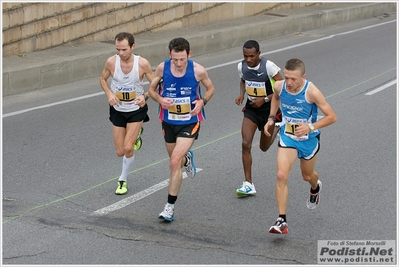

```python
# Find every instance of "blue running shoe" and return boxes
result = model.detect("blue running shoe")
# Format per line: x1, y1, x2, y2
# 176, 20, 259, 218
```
184, 150, 196, 178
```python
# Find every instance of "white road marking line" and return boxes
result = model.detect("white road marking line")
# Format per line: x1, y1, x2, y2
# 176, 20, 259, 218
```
365, 80, 396, 95
3, 20, 395, 118
2, 92, 105, 118
91, 168, 203, 215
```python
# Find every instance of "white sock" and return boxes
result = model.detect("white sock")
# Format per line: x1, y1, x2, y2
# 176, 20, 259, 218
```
118, 155, 135, 182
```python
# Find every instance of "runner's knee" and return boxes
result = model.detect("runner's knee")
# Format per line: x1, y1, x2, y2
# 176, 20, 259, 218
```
242, 139, 252, 152
276, 170, 288, 184
123, 144, 133, 157
115, 148, 125, 157
169, 156, 183, 171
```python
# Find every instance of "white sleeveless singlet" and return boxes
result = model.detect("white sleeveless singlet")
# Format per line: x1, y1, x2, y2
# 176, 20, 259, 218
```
111, 54, 144, 112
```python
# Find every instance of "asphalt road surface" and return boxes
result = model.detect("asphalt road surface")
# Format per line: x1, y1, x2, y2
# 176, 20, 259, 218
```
2, 14, 397, 265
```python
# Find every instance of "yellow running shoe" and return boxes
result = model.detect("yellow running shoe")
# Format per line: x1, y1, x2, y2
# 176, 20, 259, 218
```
134, 127, 143, 151
115, 181, 128, 195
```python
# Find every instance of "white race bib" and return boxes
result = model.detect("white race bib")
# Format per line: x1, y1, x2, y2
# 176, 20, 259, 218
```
245, 81, 266, 97
283, 117, 309, 141
168, 97, 192, 121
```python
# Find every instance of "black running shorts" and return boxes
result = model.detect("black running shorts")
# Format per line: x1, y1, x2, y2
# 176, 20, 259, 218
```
161, 121, 200, 143
243, 107, 282, 131
109, 105, 148, 128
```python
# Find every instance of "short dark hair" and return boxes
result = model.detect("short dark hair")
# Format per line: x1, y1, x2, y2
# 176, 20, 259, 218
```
285, 58, 305, 75
168, 37, 190, 55
243, 40, 260, 52
115, 32, 135, 47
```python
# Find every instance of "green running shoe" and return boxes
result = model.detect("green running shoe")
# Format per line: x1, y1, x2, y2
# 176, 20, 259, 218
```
134, 127, 144, 151
115, 181, 128, 195
134, 137, 142, 151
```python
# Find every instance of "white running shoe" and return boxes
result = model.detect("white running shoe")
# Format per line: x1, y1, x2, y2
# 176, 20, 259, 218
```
158, 203, 174, 222
306, 180, 322, 209
236, 181, 256, 197
269, 217, 289, 234
184, 150, 196, 178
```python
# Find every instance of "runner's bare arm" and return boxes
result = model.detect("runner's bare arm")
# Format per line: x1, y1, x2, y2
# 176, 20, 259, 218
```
100, 56, 119, 106
140, 57, 155, 84
148, 63, 174, 109
307, 84, 337, 130
235, 79, 246, 106
194, 63, 215, 106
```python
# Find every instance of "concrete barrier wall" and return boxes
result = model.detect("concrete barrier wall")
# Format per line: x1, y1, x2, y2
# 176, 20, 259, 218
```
2, 2, 320, 56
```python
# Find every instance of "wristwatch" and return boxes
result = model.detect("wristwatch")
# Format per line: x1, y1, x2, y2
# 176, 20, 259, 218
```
264, 97, 270, 103
308, 123, 315, 132
268, 115, 276, 122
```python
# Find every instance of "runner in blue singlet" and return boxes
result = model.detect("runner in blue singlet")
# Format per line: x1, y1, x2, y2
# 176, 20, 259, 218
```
148, 37, 215, 222
264, 58, 337, 234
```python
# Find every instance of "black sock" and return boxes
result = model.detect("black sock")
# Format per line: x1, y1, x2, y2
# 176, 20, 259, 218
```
311, 184, 320, 194
168, 194, 177, 205
279, 214, 287, 223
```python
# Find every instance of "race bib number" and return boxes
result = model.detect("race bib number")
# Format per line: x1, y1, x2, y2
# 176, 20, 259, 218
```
168, 97, 191, 121
116, 90, 136, 101
283, 117, 309, 140
245, 81, 266, 97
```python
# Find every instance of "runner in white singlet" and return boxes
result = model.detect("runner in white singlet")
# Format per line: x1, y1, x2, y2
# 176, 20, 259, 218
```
100, 32, 155, 195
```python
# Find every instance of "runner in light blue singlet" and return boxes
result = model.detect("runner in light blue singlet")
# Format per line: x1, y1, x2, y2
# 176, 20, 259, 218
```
278, 79, 320, 159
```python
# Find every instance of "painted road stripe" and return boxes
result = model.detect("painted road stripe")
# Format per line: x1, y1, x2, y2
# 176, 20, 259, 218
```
92, 168, 203, 215
365, 80, 396, 95
3, 20, 395, 222
3, 20, 395, 119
